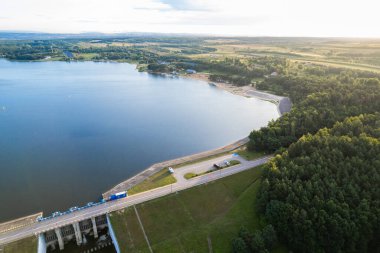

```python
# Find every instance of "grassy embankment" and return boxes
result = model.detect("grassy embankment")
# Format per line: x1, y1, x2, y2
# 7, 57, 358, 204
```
171, 146, 266, 169
110, 165, 284, 252
127, 169, 177, 195
1, 236, 37, 253
127, 147, 265, 195
237, 148, 266, 160
184, 160, 241, 179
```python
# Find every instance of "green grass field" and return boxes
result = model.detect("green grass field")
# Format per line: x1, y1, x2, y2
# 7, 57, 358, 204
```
1, 236, 37, 253
184, 160, 241, 179
237, 148, 266, 160
184, 172, 197, 179
127, 169, 177, 195
172, 151, 232, 169
291, 58, 380, 73
110, 165, 274, 253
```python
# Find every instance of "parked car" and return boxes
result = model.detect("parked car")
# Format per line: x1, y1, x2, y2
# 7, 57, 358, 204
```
213, 164, 221, 169
52, 212, 61, 217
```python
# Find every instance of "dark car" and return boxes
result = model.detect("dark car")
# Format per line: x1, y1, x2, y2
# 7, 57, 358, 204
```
213, 164, 221, 169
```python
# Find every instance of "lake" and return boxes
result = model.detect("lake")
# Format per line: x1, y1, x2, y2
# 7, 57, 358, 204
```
0, 60, 279, 221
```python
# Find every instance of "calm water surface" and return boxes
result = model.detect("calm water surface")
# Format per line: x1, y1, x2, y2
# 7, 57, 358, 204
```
0, 60, 278, 221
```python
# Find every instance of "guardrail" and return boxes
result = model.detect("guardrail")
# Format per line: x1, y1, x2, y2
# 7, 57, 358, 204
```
0, 212, 42, 235
0, 156, 271, 246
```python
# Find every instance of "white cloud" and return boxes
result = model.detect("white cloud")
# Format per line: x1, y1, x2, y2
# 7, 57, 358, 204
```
0, 0, 379, 37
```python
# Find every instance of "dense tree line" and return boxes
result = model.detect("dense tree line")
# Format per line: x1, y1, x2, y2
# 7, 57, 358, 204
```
232, 226, 278, 253
0, 39, 287, 84
249, 76, 380, 152
257, 69, 380, 102
256, 114, 380, 252
209, 74, 253, 86
0, 40, 72, 60
199, 57, 286, 85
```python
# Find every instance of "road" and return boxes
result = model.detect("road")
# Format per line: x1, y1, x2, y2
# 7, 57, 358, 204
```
172, 153, 248, 184
103, 137, 250, 199
0, 156, 271, 246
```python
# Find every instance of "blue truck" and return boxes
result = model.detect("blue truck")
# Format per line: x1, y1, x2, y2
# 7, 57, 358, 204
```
109, 191, 127, 201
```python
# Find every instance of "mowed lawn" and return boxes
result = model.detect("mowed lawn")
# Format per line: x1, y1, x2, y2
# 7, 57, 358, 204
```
2, 236, 37, 253
110, 166, 265, 253
127, 169, 177, 195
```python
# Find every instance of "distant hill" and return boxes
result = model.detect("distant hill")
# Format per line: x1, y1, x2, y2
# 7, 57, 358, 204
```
0, 31, 205, 40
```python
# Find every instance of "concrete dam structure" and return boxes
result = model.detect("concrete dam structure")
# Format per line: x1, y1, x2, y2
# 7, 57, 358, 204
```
43, 214, 108, 251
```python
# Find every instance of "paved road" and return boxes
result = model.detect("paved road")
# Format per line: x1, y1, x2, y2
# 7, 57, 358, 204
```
0, 212, 42, 234
173, 154, 247, 184
0, 156, 271, 246
103, 137, 249, 199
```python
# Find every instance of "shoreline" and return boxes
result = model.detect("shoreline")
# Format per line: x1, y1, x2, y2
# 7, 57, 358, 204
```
181, 72, 291, 116
181, 73, 253, 98
0, 61, 292, 227
103, 73, 292, 199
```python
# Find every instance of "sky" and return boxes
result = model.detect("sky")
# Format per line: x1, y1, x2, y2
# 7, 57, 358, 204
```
0, 0, 379, 37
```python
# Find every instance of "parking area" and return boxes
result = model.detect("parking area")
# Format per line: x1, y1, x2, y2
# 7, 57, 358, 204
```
172, 153, 248, 184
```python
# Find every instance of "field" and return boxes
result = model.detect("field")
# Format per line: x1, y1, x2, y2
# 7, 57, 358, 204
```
206, 39, 380, 67
127, 169, 177, 195
184, 160, 241, 179
1, 236, 37, 253
237, 148, 266, 161
109, 165, 284, 253
2, 37, 380, 76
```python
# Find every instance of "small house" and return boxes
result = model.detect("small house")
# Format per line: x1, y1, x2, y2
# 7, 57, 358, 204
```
186, 69, 197, 74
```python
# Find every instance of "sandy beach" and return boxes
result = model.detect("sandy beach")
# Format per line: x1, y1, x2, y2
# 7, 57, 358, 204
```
182, 73, 292, 116
182, 73, 252, 97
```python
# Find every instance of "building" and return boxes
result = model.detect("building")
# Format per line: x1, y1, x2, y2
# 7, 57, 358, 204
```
186, 69, 197, 74
270, 72, 278, 77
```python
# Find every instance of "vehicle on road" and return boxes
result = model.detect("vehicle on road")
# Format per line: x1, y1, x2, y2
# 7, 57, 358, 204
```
109, 191, 128, 201
52, 212, 61, 217
213, 164, 221, 169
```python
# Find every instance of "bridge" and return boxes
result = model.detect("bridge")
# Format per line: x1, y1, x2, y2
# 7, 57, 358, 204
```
43, 215, 108, 251
0, 156, 271, 251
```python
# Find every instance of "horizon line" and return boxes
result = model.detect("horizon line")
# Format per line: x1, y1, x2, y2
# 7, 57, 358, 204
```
0, 30, 380, 40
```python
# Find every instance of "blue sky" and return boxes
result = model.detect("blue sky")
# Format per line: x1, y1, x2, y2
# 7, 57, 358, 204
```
0, 0, 379, 37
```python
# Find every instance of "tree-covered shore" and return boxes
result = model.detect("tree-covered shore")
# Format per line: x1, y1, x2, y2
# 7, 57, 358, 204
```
1, 35, 379, 252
